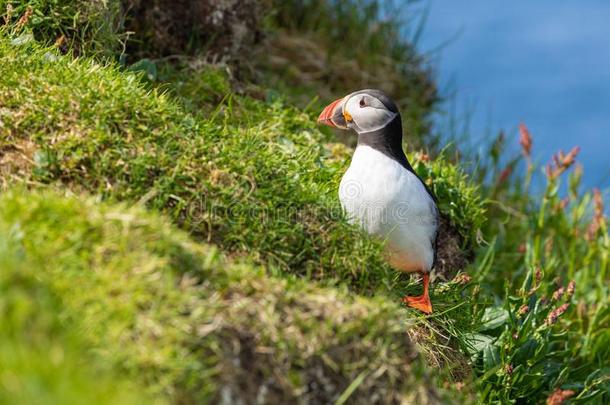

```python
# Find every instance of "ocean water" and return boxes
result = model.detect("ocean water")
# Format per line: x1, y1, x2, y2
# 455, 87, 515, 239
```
413, 1, 610, 190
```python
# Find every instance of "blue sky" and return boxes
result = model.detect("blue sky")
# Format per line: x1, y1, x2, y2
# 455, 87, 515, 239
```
411, 1, 610, 190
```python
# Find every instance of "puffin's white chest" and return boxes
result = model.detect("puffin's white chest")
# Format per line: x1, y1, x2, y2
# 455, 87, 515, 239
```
339, 145, 438, 272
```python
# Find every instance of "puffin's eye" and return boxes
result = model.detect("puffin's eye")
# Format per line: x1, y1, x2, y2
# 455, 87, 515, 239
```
359, 98, 366, 108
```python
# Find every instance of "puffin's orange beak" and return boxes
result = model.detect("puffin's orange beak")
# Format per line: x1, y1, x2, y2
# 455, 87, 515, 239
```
317, 97, 348, 129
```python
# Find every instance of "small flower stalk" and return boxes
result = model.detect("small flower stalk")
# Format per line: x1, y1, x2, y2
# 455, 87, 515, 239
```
416, 151, 430, 162
586, 188, 606, 240
519, 123, 532, 160
545, 303, 569, 326
3, 4, 13, 26
552, 287, 565, 301
15, 6, 32, 31
546, 388, 575, 405
518, 123, 534, 188
497, 165, 513, 185
546, 147, 580, 180
453, 273, 472, 285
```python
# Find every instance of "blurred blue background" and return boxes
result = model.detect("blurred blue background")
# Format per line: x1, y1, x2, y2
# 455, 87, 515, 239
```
414, 1, 610, 190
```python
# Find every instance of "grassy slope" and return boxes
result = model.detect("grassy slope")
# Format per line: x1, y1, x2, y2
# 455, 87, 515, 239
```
0, 0, 124, 57
0, 36, 481, 298
260, 0, 438, 148
0, 32, 480, 403
0, 238, 148, 405
0, 188, 444, 404
160, 11, 610, 403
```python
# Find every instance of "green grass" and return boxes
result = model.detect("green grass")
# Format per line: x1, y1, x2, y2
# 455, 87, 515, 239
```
463, 135, 610, 403
262, 0, 438, 148
0, 31, 482, 401
1, 2, 608, 404
0, 0, 124, 58
0, 187, 448, 403
0, 242, 148, 405
0, 36, 482, 299
2, 0, 439, 152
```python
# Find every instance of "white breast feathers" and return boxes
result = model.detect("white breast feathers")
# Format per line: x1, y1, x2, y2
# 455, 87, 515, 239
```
339, 145, 439, 273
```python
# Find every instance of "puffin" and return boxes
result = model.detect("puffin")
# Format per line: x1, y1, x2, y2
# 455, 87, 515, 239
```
317, 89, 439, 314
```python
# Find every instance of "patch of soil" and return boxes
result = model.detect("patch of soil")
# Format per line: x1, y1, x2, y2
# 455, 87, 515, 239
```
210, 286, 442, 405
434, 214, 472, 280
0, 139, 36, 188
123, 0, 268, 61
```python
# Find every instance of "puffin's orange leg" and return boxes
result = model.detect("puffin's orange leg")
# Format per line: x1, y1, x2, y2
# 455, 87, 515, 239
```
402, 272, 433, 314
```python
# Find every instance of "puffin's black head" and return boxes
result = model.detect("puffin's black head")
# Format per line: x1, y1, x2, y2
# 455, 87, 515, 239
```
317, 89, 399, 134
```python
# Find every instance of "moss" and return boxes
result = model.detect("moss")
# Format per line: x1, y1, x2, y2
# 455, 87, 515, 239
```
0, 187, 445, 403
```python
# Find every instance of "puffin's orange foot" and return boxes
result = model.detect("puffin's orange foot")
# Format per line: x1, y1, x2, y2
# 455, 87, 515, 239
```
401, 272, 433, 314
402, 294, 433, 314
